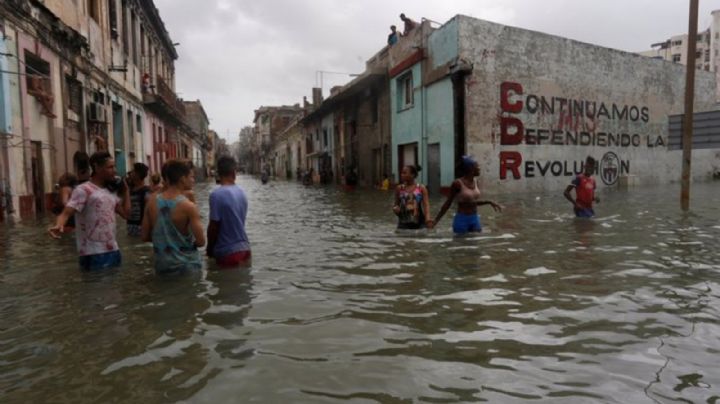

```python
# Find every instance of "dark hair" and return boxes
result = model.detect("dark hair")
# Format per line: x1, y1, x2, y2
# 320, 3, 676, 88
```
164, 159, 192, 185
74, 151, 90, 172
217, 156, 237, 177
133, 162, 149, 180
586, 156, 596, 166
150, 173, 161, 185
58, 172, 78, 187
391, 25, 396, 29
89, 151, 112, 174
402, 164, 421, 178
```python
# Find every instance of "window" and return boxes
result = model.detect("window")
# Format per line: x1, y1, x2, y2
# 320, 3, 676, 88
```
140, 25, 145, 65
24, 51, 50, 93
131, 10, 137, 65
136, 114, 142, 133
672, 54, 681, 63
706, 49, 711, 62
66, 76, 83, 115
109, 0, 118, 39
397, 72, 414, 110
87, 0, 99, 22
696, 51, 702, 59
122, 0, 129, 56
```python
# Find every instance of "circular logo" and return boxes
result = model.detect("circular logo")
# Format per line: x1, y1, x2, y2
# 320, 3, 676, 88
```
600, 151, 620, 186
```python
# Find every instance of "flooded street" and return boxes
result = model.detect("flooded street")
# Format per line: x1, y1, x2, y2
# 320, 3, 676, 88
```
1, 176, 720, 403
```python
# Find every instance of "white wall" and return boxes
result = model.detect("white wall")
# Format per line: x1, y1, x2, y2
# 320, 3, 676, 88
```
457, 16, 719, 194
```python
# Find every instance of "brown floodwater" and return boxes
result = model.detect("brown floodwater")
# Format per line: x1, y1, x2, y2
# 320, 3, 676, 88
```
1, 176, 719, 403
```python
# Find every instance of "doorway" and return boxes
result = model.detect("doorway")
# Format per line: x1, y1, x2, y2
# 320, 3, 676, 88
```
112, 102, 126, 175
427, 143, 441, 194
31, 141, 44, 214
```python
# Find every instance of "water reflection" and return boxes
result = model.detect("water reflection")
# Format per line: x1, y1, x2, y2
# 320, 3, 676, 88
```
1, 177, 719, 402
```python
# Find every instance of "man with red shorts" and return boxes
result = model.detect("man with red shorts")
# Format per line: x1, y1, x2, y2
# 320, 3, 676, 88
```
207, 156, 251, 268
564, 156, 599, 218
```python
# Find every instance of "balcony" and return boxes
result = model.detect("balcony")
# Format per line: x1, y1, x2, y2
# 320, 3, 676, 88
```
142, 75, 186, 125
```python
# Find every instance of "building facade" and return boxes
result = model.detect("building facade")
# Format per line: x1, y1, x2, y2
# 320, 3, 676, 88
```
184, 100, 210, 177
389, 16, 719, 194
0, 0, 208, 221
639, 9, 720, 97
251, 105, 303, 175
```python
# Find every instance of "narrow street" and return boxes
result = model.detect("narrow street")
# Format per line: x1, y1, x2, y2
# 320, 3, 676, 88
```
1, 177, 719, 402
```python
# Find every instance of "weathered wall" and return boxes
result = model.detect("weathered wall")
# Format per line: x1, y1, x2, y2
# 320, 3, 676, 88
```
457, 15, 719, 194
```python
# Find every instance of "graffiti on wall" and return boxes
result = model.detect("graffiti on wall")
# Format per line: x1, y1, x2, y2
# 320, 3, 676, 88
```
497, 81, 667, 185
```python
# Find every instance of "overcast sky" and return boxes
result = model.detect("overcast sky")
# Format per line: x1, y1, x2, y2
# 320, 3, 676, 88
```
154, 0, 720, 142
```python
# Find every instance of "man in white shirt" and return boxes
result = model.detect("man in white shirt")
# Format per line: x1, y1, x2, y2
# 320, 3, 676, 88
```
49, 151, 130, 270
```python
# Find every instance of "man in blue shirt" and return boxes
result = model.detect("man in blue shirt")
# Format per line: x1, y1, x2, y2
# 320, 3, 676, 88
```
207, 156, 251, 268
387, 25, 400, 46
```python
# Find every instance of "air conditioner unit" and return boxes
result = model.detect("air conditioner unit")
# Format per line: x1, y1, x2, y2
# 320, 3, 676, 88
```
87, 102, 106, 122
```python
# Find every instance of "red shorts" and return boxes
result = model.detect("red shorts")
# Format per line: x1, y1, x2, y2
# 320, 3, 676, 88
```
215, 250, 251, 268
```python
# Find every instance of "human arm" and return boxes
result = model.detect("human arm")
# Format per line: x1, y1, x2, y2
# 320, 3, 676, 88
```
206, 220, 219, 257
433, 180, 459, 225
478, 200, 503, 212
392, 187, 401, 215
115, 182, 131, 219
48, 205, 77, 238
188, 204, 205, 248
421, 185, 434, 228
207, 191, 220, 256
60, 187, 72, 205
141, 198, 154, 242
564, 184, 582, 210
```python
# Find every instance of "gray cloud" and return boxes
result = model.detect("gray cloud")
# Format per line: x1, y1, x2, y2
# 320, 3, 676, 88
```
154, 0, 720, 141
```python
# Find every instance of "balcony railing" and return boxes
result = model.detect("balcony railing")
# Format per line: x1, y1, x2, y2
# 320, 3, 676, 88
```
143, 75, 186, 123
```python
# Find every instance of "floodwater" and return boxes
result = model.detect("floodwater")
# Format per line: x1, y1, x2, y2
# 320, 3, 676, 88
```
1, 176, 720, 403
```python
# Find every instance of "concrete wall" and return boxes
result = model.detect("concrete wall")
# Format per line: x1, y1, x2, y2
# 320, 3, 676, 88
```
456, 15, 719, 194
429, 17, 459, 69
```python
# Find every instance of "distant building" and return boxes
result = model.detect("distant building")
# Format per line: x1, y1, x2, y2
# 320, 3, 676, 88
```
251, 105, 304, 174
638, 9, 720, 96
300, 50, 392, 187
183, 100, 210, 177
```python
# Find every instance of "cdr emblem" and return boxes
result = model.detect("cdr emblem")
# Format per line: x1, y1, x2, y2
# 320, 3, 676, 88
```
600, 152, 620, 185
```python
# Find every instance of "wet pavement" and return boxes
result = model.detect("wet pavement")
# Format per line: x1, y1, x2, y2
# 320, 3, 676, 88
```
1, 176, 720, 403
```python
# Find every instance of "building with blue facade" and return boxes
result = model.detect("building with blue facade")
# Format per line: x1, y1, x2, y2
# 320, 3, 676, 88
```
388, 16, 719, 195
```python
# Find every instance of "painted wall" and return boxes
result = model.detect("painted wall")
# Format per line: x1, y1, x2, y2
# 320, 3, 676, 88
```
425, 78, 455, 187
390, 63, 422, 182
456, 15, 719, 194
428, 17, 459, 69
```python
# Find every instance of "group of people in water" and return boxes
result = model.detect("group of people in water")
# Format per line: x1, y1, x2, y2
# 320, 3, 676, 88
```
392, 155, 598, 233
47, 150, 598, 273
48, 153, 250, 273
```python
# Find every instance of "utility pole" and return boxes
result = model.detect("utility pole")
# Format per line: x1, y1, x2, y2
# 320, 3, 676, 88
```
681, 0, 699, 211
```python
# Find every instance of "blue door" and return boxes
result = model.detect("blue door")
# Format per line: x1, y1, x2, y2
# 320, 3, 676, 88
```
112, 103, 126, 176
